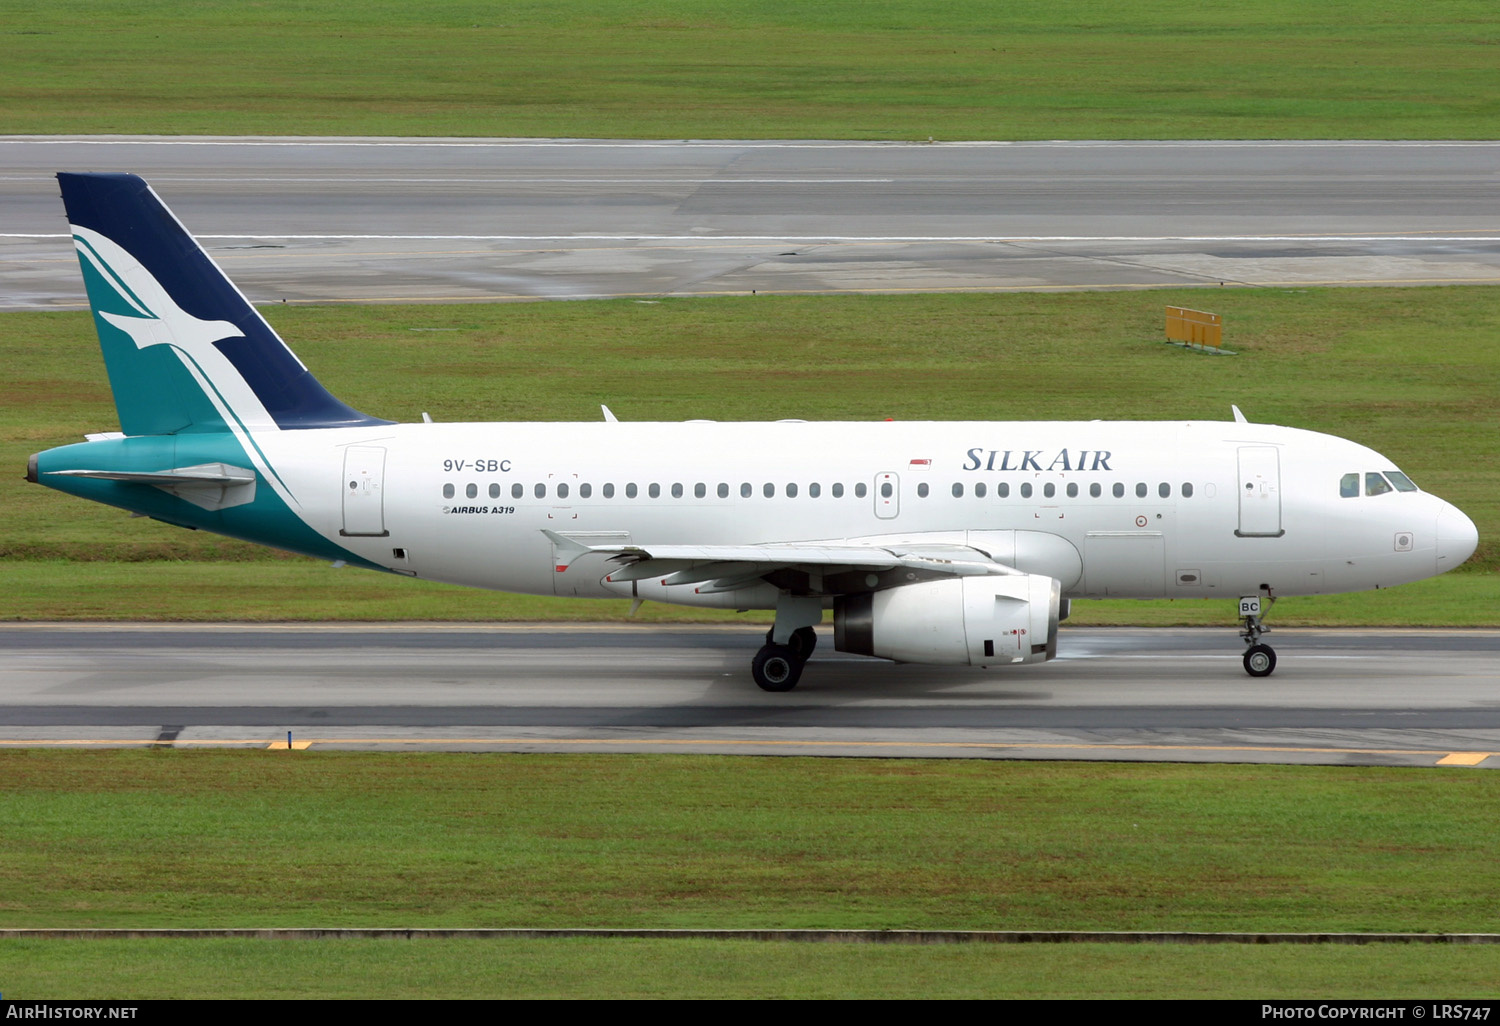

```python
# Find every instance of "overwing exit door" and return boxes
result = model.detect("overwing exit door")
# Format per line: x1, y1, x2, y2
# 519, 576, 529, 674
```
874, 472, 899, 519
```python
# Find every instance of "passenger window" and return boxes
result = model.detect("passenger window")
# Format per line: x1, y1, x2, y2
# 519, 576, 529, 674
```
787, 483, 798, 498
764, 483, 775, 498
855, 483, 868, 498
1386, 470, 1418, 493
1020, 483, 1032, 498
951, 482, 963, 498
997, 482, 1010, 498
1136, 482, 1148, 498
881, 482, 893, 498
717, 483, 729, 498
975, 482, 987, 498
1366, 472, 1394, 497
603, 483, 615, 499
649, 483, 661, 498
671, 483, 683, 498
916, 482, 929, 498
488, 483, 500, 499
833, 483, 845, 498
1181, 483, 1193, 498
1089, 483, 1101, 498
1113, 483, 1124, 498
533, 483, 545, 499
1043, 483, 1055, 498
740, 482, 752, 498
580, 483, 592, 499
1158, 482, 1170, 498
1340, 473, 1359, 498
1066, 483, 1078, 498
512, 483, 524, 499
809, 483, 821, 498
557, 483, 570, 499
626, 483, 638, 498
694, 483, 706, 499
442, 483, 454, 499
466, 483, 478, 499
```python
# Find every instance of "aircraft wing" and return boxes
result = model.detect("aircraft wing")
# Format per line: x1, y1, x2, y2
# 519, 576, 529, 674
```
543, 530, 1019, 591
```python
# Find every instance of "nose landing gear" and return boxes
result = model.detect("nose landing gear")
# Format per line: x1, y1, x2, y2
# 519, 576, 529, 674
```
1239, 593, 1277, 677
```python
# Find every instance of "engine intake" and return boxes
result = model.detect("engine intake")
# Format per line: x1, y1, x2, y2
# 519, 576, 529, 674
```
835, 574, 1060, 666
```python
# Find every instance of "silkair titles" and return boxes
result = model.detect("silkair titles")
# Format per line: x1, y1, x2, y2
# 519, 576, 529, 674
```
962, 449, 1114, 472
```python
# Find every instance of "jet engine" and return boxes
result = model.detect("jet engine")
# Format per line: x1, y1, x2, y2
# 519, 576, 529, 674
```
834, 574, 1060, 666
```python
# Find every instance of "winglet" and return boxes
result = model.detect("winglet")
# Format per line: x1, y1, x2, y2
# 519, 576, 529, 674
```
1231, 404, 1248, 424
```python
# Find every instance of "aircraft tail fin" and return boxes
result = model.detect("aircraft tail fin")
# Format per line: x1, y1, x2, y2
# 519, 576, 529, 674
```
57, 172, 387, 436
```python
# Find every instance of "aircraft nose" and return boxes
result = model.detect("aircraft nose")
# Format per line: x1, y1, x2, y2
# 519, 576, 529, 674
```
1435, 502, 1479, 572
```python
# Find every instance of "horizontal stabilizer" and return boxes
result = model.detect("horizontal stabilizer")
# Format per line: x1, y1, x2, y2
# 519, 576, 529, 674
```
48, 463, 257, 511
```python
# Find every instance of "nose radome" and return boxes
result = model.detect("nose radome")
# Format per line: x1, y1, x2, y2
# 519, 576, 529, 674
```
1435, 502, 1479, 572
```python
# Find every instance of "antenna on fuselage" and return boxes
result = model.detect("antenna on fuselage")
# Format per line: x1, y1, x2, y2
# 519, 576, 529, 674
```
602, 405, 619, 423
1231, 405, 1249, 424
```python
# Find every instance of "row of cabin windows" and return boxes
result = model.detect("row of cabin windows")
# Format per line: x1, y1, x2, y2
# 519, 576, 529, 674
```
918, 481, 1193, 500
442, 480, 1194, 501
443, 481, 870, 500
1340, 471, 1418, 498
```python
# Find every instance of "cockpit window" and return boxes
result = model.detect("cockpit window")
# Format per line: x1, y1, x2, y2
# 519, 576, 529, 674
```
1340, 473, 1359, 498
1385, 470, 1418, 493
1365, 472, 1394, 497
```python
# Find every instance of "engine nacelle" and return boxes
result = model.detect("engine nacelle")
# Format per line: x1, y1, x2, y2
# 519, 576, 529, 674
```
834, 574, 1060, 666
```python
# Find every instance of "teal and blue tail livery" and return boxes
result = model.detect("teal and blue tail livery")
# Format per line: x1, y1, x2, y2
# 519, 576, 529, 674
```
58, 172, 387, 435
27, 174, 388, 569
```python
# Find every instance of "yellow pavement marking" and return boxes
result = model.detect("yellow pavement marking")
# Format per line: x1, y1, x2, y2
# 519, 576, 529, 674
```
1437, 752, 1493, 767
265, 740, 313, 751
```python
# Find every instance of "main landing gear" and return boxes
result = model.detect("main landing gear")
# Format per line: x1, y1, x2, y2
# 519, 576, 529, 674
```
1238, 593, 1277, 677
753, 595, 823, 692
752, 626, 817, 692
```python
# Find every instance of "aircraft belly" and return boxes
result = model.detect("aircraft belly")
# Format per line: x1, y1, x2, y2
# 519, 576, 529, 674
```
409, 511, 553, 595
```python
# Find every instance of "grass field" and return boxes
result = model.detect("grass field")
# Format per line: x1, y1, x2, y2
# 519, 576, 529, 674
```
6, 752, 1498, 932
6, 937, 1500, 1000
3, 287, 1495, 624
3, 1, 1497, 140
2, 750, 1500, 998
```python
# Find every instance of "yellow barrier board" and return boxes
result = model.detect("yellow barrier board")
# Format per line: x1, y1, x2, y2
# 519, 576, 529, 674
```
1166, 306, 1222, 348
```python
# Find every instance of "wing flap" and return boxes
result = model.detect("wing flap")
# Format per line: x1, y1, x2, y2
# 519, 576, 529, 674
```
542, 530, 1018, 590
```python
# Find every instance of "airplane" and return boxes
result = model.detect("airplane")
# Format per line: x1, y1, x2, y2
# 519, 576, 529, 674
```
26, 173, 1480, 691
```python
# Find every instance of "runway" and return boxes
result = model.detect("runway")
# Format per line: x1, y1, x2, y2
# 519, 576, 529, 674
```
3, 137, 1499, 308
2, 624, 1497, 768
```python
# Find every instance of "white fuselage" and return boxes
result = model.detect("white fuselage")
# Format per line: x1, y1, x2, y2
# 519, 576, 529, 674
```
255, 418, 1470, 608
